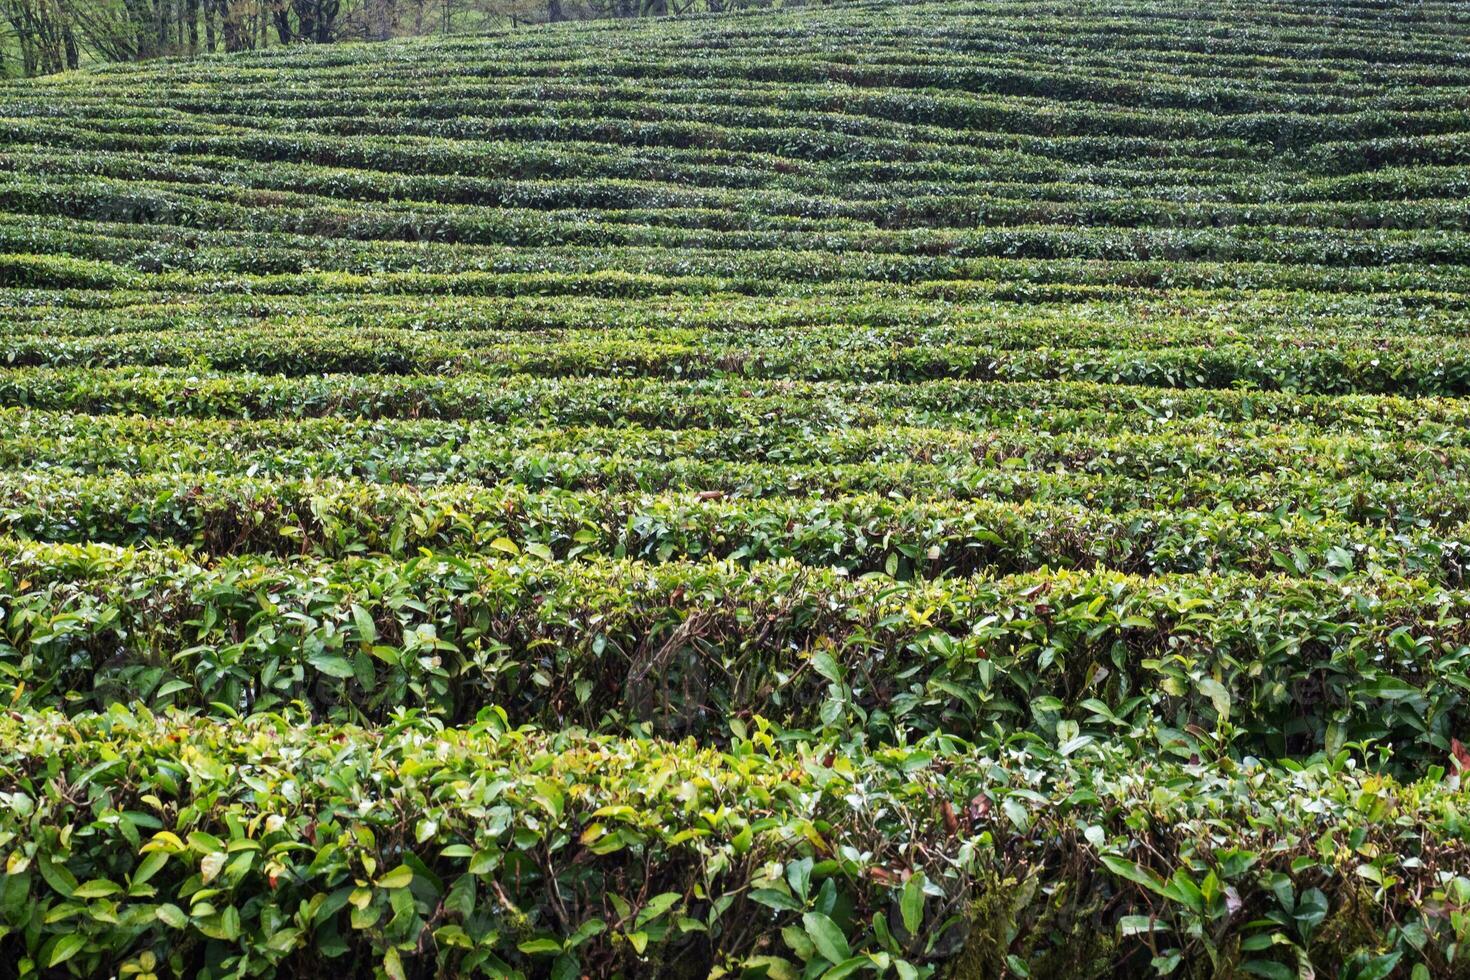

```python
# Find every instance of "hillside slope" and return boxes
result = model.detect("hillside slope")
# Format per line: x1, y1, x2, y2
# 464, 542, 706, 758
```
3, 2, 1470, 977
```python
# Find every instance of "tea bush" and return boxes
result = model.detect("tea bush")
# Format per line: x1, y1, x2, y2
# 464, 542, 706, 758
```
2, 0, 1470, 975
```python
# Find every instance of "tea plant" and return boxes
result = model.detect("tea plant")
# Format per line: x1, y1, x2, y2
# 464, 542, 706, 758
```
1, 0, 1469, 975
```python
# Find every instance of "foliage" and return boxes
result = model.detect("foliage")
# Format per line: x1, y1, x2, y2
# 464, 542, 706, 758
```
1, 0, 1469, 976
2, 706, 1469, 978
5, 540, 1470, 769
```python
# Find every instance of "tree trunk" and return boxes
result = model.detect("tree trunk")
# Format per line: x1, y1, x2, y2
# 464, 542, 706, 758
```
220, 0, 242, 50
125, 0, 155, 57
154, 0, 167, 54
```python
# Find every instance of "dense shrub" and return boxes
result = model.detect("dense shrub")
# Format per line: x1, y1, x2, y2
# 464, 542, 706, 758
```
1, 0, 1469, 975
2, 707, 1467, 979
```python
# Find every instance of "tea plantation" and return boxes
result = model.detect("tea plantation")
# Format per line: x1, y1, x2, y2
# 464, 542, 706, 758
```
3, 1, 1470, 977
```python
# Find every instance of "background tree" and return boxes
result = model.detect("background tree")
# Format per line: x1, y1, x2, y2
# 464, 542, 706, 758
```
1, 0, 814, 75
2, 0, 79, 74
